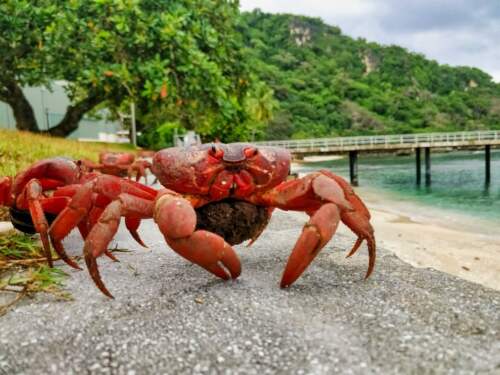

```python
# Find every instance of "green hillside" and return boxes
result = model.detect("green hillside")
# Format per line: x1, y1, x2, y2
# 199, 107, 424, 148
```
240, 10, 500, 140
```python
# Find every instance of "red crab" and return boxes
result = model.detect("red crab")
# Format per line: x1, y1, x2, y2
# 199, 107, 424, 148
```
51, 143, 375, 298
81, 152, 153, 183
0, 158, 156, 267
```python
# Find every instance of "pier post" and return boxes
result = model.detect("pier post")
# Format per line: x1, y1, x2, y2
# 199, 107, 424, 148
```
293, 154, 304, 161
349, 151, 359, 186
415, 147, 421, 185
485, 145, 491, 186
424, 147, 431, 186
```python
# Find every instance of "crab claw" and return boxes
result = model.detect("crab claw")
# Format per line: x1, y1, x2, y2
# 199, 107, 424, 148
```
155, 194, 241, 281
166, 231, 241, 280
281, 203, 340, 288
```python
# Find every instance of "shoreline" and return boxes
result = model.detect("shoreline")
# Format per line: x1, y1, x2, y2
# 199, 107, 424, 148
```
349, 185, 500, 291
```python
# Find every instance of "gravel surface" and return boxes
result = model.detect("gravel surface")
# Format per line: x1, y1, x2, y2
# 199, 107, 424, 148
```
1, 210, 499, 374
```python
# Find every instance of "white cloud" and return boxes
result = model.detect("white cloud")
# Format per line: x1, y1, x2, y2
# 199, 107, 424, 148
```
240, 0, 500, 82
240, 0, 379, 17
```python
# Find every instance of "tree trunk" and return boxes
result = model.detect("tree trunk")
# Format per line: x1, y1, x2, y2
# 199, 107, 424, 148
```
48, 93, 103, 137
0, 81, 39, 132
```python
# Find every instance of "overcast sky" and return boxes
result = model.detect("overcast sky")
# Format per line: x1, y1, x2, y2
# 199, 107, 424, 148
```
240, 0, 500, 82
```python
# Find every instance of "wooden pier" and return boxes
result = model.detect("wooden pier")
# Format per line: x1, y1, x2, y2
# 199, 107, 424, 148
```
255, 130, 499, 186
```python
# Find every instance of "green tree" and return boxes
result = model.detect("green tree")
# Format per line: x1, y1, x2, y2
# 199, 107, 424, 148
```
1, 0, 250, 138
0, 0, 56, 131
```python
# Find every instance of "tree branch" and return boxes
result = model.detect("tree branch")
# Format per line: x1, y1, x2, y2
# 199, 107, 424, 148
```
0, 80, 39, 132
47, 93, 104, 137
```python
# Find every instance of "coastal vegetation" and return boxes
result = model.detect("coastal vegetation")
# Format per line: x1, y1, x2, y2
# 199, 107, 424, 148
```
0, 2, 499, 145
0, 0, 255, 139
239, 11, 500, 140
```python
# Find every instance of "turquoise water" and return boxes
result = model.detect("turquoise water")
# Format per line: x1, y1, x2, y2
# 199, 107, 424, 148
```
294, 150, 500, 222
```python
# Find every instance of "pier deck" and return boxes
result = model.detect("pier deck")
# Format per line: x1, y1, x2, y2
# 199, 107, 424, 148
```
256, 130, 498, 186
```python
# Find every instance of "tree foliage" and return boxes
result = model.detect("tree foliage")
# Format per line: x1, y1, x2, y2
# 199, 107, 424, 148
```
0, 0, 57, 132
0, 0, 255, 139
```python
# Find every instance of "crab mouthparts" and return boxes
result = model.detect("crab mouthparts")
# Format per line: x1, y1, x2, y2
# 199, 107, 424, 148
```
225, 164, 243, 172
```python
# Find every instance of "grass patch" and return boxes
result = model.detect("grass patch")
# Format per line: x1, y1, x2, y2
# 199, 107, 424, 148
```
0, 231, 72, 316
0, 130, 137, 312
0, 129, 134, 176
0, 207, 8, 221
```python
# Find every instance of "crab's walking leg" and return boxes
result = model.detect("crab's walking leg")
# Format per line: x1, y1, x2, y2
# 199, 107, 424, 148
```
281, 203, 340, 287
83, 194, 154, 298
49, 184, 93, 270
12, 180, 71, 267
128, 163, 145, 183
23, 180, 54, 267
125, 217, 147, 248
319, 170, 375, 277
154, 193, 241, 281
77, 207, 118, 262
49, 175, 157, 271
256, 171, 375, 287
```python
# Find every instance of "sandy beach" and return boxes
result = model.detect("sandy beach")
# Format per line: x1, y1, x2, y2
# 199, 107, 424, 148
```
348, 186, 500, 291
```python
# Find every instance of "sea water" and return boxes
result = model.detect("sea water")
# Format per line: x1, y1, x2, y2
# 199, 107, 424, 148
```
293, 150, 500, 223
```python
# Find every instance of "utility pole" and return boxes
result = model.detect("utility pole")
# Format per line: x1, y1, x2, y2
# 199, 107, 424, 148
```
130, 102, 137, 147
118, 102, 137, 146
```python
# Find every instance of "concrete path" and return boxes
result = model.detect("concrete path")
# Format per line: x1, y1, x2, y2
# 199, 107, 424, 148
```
0, 211, 499, 374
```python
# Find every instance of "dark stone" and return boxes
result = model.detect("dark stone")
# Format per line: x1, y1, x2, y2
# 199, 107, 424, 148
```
195, 200, 270, 245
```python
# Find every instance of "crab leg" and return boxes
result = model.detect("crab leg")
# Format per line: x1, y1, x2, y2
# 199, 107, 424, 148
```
256, 171, 376, 287
83, 194, 154, 298
281, 203, 340, 287
154, 193, 241, 281
128, 161, 150, 183
22, 180, 54, 267
49, 175, 157, 270
49, 183, 92, 270
88, 199, 147, 249
12, 181, 71, 267
319, 170, 375, 276
0, 176, 13, 206
125, 217, 147, 247
76, 208, 118, 262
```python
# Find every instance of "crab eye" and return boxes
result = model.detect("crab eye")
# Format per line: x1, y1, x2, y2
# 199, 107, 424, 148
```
209, 144, 224, 159
244, 147, 259, 158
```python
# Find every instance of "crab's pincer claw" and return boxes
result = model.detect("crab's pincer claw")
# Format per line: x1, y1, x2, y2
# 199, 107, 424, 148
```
166, 231, 241, 280
155, 194, 241, 281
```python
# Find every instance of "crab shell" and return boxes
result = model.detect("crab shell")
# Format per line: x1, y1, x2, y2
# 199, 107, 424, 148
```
12, 157, 80, 196
152, 143, 291, 199
99, 152, 135, 166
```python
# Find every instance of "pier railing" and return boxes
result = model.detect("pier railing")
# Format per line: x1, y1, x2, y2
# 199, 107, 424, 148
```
254, 130, 500, 153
